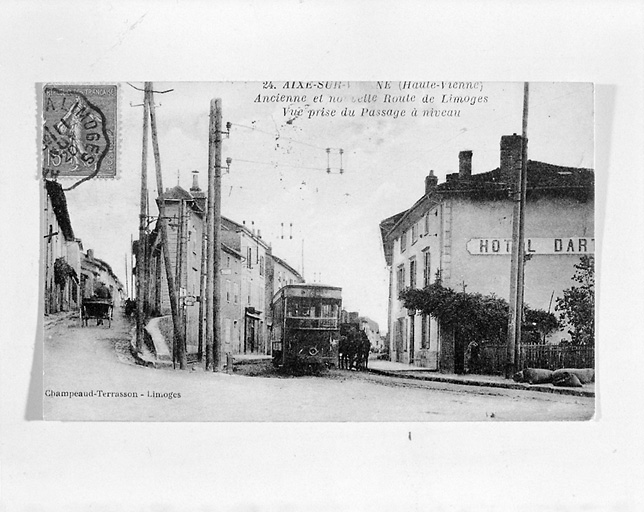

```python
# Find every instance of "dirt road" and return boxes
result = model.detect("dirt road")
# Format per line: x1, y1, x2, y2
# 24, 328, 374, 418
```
43, 313, 594, 422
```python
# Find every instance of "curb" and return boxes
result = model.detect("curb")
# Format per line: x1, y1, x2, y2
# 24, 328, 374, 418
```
232, 357, 273, 366
368, 368, 595, 398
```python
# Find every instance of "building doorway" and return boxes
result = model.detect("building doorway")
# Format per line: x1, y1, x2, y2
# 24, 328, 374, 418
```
244, 317, 256, 353
409, 315, 415, 364
395, 318, 404, 362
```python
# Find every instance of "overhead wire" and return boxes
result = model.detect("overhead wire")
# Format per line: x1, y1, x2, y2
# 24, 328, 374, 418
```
231, 122, 342, 152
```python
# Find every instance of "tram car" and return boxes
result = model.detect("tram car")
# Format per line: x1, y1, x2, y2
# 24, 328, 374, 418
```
271, 283, 342, 370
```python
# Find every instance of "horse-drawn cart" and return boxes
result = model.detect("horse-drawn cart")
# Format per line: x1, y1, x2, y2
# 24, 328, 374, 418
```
81, 298, 113, 328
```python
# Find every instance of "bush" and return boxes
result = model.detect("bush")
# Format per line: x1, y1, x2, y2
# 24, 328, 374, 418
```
399, 279, 558, 345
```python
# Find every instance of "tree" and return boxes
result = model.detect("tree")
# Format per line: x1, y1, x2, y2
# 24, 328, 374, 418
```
555, 255, 595, 345
399, 280, 558, 346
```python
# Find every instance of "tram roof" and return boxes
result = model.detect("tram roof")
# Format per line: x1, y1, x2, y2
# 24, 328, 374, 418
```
273, 283, 342, 301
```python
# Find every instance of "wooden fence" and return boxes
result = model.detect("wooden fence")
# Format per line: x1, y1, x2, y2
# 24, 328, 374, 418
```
476, 343, 595, 375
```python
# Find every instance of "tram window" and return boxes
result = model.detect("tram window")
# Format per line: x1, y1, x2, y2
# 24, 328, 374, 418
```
287, 300, 301, 317
304, 302, 316, 317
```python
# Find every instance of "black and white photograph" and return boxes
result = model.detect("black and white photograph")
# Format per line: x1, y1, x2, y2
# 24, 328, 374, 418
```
2, 2, 644, 511
41, 81, 596, 422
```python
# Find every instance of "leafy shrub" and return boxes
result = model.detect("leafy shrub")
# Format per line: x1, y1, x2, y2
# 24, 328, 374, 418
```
555, 256, 595, 346
399, 276, 558, 345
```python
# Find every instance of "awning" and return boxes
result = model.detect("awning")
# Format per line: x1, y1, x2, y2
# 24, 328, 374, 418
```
245, 307, 262, 320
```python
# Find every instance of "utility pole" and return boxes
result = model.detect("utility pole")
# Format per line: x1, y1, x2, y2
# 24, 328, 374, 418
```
124, 254, 129, 298
135, 89, 150, 353
213, 99, 224, 371
206, 99, 224, 371
198, 193, 209, 362
174, 198, 186, 364
506, 82, 529, 378
147, 82, 187, 370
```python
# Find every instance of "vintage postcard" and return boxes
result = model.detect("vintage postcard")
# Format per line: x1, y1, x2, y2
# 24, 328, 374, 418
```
41, 81, 595, 421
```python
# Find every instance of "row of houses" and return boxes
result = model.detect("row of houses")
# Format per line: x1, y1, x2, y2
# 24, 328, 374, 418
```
137, 171, 304, 358
380, 134, 594, 372
44, 180, 125, 316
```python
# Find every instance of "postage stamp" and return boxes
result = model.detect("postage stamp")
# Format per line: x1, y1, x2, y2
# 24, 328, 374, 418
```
42, 84, 118, 180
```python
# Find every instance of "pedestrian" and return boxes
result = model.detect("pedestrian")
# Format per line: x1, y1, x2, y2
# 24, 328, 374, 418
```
467, 340, 481, 374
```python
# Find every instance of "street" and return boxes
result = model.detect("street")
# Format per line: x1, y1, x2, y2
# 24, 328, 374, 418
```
43, 312, 594, 422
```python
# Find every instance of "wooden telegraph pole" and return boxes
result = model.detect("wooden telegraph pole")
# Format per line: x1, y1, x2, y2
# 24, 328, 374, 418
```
147, 82, 187, 370
135, 90, 150, 352
205, 99, 224, 371
506, 82, 530, 378
198, 193, 209, 362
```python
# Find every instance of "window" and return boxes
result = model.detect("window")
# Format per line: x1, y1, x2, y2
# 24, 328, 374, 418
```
247, 248, 252, 268
247, 282, 252, 305
224, 318, 231, 344
421, 314, 430, 349
424, 213, 430, 235
423, 250, 431, 288
233, 282, 239, 304
190, 230, 196, 254
400, 231, 407, 253
226, 279, 231, 302
397, 265, 405, 292
411, 223, 418, 244
409, 258, 417, 289
260, 256, 265, 276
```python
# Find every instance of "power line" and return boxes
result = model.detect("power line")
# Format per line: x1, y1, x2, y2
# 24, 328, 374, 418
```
231, 122, 342, 152
231, 157, 349, 174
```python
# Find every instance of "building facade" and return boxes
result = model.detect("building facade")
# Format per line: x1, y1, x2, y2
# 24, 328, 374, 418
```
43, 180, 81, 315
220, 218, 269, 354
380, 134, 594, 370
140, 172, 303, 359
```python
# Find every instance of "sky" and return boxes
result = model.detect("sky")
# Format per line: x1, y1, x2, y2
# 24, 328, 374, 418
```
59, 81, 594, 329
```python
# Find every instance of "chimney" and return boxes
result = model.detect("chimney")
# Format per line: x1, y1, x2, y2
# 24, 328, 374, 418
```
190, 171, 200, 192
459, 150, 472, 179
500, 133, 524, 184
425, 170, 438, 194
190, 170, 206, 199
87, 249, 94, 260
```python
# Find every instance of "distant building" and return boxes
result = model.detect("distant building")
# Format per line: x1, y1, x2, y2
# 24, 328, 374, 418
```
380, 134, 594, 371
80, 249, 125, 308
340, 310, 383, 350
270, 253, 305, 294
43, 180, 81, 314
358, 316, 382, 351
